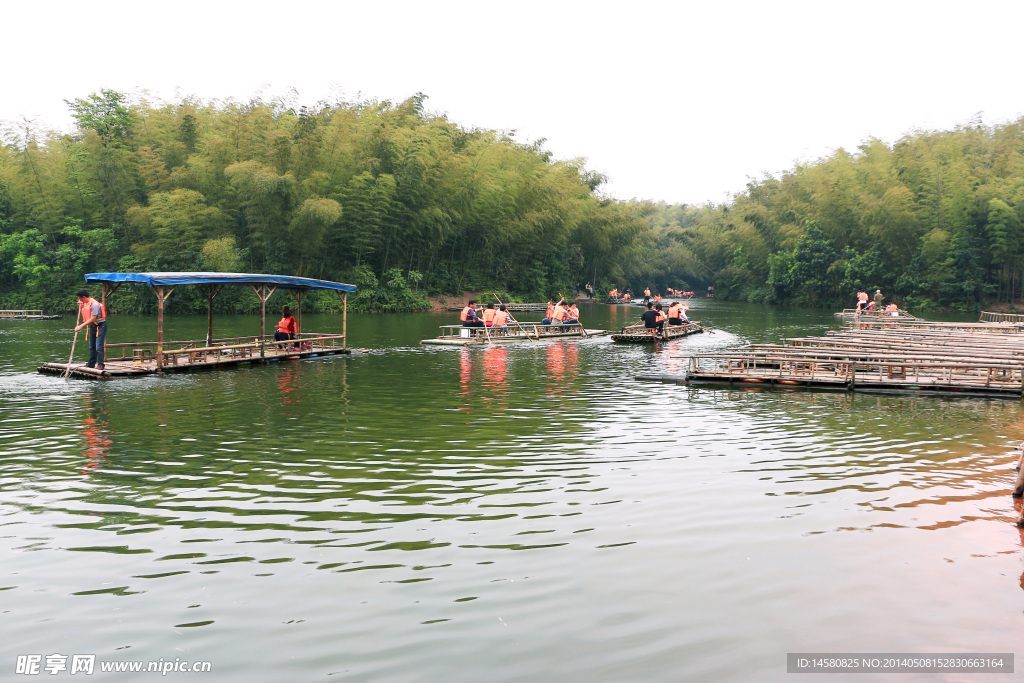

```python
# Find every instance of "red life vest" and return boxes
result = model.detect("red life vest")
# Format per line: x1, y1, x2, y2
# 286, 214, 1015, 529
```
655, 310, 666, 322
276, 316, 296, 334
482, 308, 497, 324
79, 298, 106, 324
460, 305, 475, 322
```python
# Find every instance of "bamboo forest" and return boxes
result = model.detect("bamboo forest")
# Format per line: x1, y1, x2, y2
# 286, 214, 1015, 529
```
2, 90, 1023, 313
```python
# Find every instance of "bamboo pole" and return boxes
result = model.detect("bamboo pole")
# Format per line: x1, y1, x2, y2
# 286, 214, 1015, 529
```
63, 306, 82, 380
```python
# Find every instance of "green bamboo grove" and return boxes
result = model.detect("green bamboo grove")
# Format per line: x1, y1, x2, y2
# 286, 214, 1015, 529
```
0, 90, 649, 313
2, 90, 1023, 313
649, 118, 1024, 312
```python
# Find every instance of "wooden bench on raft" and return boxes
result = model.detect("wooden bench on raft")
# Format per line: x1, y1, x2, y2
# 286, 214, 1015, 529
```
160, 341, 259, 365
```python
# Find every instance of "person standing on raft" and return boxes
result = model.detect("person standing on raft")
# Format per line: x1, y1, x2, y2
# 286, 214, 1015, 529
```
856, 291, 868, 312
75, 289, 107, 370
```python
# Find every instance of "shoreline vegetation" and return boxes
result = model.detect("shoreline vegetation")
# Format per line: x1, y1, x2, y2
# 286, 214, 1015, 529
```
2, 90, 1024, 315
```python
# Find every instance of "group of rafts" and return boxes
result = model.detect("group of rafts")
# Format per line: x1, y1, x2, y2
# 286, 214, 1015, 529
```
421, 298, 705, 346
33, 272, 706, 379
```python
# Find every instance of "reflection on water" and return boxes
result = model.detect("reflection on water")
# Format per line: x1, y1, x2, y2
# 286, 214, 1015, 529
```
1, 304, 1023, 681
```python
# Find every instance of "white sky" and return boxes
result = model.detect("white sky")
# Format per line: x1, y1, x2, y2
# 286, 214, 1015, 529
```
3, 0, 1023, 206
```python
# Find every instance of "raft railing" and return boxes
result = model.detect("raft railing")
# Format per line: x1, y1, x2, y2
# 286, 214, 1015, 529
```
104, 332, 346, 366
979, 311, 1024, 323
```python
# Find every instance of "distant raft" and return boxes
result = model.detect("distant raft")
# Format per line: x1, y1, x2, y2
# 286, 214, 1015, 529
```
611, 321, 704, 342
0, 309, 61, 320
834, 308, 917, 320
421, 322, 605, 346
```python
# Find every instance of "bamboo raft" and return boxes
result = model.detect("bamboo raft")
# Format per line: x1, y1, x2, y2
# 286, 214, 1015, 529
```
0, 309, 61, 320
39, 333, 351, 379
639, 322, 1024, 397
38, 272, 356, 380
611, 321, 704, 342
834, 308, 917, 320
421, 322, 605, 345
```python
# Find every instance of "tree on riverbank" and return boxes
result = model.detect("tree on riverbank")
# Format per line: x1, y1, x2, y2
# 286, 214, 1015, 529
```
0, 91, 646, 312
646, 119, 1024, 311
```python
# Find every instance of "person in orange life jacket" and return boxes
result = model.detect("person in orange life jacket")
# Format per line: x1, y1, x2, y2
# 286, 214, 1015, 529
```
481, 303, 498, 326
856, 290, 868, 312
667, 301, 683, 325
640, 302, 664, 337
75, 289, 107, 370
541, 300, 555, 324
643, 287, 652, 304
552, 300, 570, 324
565, 303, 579, 324
275, 306, 298, 348
492, 305, 510, 327
460, 300, 484, 327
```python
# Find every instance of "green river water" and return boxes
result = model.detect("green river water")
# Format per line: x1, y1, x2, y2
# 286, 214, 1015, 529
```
2, 300, 1023, 681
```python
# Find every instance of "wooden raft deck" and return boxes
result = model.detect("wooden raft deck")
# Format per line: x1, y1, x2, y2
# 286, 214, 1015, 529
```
38, 333, 350, 380
639, 323, 1024, 397
611, 321, 704, 342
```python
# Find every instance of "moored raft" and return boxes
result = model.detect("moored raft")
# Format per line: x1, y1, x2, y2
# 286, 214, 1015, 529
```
641, 319, 1024, 397
611, 321, 704, 342
421, 322, 605, 346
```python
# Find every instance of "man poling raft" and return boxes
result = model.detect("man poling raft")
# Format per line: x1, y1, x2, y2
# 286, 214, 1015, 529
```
74, 289, 107, 371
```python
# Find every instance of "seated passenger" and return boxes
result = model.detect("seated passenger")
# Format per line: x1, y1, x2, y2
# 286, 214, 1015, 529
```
492, 305, 510, 327
482, 303, 498, 327
460, 300, 485, 327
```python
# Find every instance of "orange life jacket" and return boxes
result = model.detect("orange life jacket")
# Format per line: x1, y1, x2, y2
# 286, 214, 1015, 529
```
460, 305, 475, 322
276, 316, 296, 334
546, 304, 555, 318
493, 310, 509, 327
553, 305, 567, 321
482, 308, 497, 324
79, 298, 106, 324
655, 310, 666, 322
668, 304, 681, 318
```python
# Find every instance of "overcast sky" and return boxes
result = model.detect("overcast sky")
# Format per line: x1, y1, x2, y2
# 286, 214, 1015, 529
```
3, 0, 1023, 206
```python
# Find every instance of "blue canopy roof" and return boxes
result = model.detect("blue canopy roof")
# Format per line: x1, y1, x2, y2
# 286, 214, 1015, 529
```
85, 272, 357, 293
